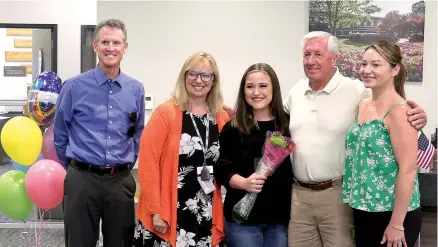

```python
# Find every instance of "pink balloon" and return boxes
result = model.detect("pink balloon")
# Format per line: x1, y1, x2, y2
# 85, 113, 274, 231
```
25, 159, 66, 210
42, 125, 61, 163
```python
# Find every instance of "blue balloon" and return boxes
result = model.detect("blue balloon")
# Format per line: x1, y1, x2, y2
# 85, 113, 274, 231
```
12, 153, 44, 173
31, 71, 62, 94
12, 162, 29, 173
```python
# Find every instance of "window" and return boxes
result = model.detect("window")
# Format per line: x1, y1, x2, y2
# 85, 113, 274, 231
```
81, 25, 96, 73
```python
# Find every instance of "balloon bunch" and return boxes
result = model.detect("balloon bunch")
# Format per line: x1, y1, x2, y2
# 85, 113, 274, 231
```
0, 71, 65, 221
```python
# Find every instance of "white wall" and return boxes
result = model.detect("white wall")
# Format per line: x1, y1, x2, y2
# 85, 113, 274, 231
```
97, 1, 436, 136
0, 0, 97, 82
97, 1, 307, 112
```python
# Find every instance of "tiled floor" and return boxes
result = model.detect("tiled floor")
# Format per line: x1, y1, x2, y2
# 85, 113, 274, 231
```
0, 206, 435, 246
0, 228, 64, 247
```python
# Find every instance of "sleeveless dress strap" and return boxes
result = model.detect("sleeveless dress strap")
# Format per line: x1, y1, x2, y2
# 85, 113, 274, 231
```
355, 99, 366, 121
382, 103, 410, 120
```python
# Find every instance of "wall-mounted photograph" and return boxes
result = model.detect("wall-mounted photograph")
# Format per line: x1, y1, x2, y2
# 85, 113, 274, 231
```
309, 0, 425, 82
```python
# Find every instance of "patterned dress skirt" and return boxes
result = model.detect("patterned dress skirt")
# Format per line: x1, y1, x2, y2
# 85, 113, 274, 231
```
134, 111, 221, 247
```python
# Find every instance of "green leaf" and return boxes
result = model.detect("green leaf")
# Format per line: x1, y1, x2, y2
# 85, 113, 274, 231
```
309, 0, 381, 34
269, 135, 288, 149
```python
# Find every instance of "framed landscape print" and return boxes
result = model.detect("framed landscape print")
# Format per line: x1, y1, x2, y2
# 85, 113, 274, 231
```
309, 0, 425, 82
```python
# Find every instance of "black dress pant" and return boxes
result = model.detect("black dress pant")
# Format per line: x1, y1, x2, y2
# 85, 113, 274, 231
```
63, 164, 137, 247
353, 207, 422, 247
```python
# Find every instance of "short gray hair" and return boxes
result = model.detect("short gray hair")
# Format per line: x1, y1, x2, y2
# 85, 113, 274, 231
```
300, 31, 339, 55
95, 19, 127, 42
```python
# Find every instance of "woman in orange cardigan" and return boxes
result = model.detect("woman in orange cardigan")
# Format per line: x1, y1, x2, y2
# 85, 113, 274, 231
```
134, 52, 229, 247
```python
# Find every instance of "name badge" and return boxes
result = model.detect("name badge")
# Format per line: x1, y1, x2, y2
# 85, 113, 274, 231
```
197, 166, 215, 194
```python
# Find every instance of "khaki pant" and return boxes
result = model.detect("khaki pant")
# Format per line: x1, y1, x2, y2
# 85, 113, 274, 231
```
288, 182, 355, 247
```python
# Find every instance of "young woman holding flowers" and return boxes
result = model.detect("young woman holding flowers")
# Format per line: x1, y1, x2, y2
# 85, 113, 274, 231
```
216, 63, 292, 247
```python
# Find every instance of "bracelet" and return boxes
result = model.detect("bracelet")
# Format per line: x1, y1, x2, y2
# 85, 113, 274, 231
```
389, 223, 404, 231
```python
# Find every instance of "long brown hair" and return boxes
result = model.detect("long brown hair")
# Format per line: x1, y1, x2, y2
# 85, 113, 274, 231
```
231, 63, 288, 134
365, 40, 407, 99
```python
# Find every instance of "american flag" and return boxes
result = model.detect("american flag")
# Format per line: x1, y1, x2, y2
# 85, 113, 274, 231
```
417, 131, 436, 169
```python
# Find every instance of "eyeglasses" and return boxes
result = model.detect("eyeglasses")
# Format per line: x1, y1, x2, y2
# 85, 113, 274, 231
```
127, 112, 137, 137
186, 70, 214, 82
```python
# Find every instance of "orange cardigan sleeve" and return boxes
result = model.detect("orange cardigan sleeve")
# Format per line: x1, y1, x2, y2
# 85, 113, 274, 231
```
138, 107, 169, 214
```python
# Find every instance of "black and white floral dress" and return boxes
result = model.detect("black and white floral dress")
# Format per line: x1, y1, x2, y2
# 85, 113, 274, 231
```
134, 111, 220, 247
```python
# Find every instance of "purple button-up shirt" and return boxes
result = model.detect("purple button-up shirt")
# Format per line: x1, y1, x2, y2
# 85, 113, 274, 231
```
54, 66, 145, 169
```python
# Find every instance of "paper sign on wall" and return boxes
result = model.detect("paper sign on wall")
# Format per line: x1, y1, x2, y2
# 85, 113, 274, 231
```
23, 64, 32, 74
14, 39, 32, 48
6, 28, 32, 36
5, 51, 32, 62
4, 66, 27, 77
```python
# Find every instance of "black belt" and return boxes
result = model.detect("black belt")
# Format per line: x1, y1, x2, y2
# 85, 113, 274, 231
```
71, 160, 131, 175
293, 177, 342, 191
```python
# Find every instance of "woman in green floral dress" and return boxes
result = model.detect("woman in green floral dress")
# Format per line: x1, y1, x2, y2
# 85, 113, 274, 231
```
341, 41, 422, 247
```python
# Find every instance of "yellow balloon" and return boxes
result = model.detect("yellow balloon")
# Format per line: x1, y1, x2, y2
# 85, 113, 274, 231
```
1, 116, 43, 166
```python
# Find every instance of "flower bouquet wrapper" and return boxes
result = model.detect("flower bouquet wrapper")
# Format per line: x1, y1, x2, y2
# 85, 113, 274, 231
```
232, 131, 295, 223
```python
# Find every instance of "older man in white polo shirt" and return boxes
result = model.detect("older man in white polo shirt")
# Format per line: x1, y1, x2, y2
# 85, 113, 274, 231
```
283, 31, 427, 247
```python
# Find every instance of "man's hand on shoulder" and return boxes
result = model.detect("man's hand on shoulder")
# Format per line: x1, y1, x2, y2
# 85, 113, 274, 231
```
406, 100, 427, 130
223, 105, 235, 118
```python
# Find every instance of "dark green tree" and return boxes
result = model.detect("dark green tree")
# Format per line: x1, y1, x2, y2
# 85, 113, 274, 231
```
309, 0, 381, 34
412, 0, 425, 16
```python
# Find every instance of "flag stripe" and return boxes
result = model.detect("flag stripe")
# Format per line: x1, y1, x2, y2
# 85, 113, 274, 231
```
418, 148, 430, 163
418, 147, 432, 167
417, 131, 435, 169
423, 147, 434, 168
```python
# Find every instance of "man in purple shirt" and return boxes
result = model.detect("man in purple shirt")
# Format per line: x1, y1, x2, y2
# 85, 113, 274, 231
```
54, 19, 145, 247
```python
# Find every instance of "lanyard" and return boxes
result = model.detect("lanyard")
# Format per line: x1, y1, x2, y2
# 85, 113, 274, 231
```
189, 112, 209, 165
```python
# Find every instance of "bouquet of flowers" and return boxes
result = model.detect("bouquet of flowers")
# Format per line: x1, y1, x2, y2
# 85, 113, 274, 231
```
232, 131, 295, 223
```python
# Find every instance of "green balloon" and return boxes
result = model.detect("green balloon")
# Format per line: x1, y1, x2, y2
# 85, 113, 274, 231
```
0, 170, 34, 220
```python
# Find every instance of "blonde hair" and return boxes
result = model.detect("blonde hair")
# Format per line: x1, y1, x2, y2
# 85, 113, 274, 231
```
172, 52, 224, 117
